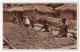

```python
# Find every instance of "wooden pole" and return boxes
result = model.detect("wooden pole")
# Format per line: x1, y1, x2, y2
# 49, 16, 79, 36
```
3, 37, 16, 49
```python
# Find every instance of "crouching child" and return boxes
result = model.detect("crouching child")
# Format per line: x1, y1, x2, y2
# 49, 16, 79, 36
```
38, 20, 50, 32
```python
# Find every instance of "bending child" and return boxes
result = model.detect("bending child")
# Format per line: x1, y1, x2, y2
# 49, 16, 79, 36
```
39, 20, 49, 32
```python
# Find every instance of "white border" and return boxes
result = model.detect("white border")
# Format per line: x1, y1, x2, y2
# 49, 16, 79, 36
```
0, 0, 80, 52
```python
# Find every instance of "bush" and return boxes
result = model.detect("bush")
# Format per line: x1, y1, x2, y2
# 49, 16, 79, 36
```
37, 17, 77, 29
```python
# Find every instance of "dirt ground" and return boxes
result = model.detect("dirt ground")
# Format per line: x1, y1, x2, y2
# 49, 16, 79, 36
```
3, 22, 77, 49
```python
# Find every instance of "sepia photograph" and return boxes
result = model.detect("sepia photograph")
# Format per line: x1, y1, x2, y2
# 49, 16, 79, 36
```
3, 3, 78, 50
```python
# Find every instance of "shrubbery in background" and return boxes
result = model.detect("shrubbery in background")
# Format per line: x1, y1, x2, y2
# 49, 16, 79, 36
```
37, 17, 77, 30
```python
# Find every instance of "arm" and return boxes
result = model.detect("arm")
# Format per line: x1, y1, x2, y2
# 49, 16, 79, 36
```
57, 25, 61, 35
38, 26, 44, 31
57, 28, 61, 35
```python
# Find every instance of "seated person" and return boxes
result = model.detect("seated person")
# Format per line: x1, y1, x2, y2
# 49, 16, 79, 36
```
39, 20, 49, 32
56, 18, 68, 37
23, 15, 30, 28
18, 19, 23, 25
30, 20, 34, 28
12, 14, 17, 23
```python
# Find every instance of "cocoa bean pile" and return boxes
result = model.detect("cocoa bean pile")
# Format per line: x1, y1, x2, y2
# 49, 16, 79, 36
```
3, 22, 77, 49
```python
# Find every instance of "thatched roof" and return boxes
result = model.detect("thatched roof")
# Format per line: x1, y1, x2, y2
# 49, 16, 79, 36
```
55, 3, 77, 12
3, 5, 35, 12
35, 5, 54, 13
4, 5, 54, 13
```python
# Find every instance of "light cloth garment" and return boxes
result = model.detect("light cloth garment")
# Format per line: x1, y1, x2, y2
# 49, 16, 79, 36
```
24, 16, 30, 24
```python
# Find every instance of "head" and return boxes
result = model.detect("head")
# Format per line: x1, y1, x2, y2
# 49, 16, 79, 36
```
44, 20, 47, 25
62, 18, 66, 24
24, 15, 27, 18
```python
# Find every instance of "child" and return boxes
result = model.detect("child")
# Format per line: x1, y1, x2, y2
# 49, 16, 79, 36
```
23, 15, 30, 28
30, 20, 34, 28
18, 19, 22, 25
30, 14, 34, 28
57, 18, 68, 37
39, 20, 49, 32
12, 14, 17, 24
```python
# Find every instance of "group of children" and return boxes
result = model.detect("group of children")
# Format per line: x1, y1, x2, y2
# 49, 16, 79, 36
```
12, 14, 69, 38
12, 14, 34, 28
